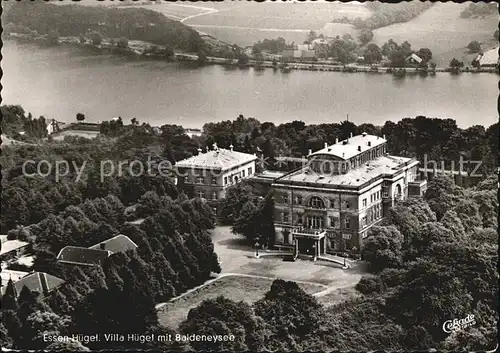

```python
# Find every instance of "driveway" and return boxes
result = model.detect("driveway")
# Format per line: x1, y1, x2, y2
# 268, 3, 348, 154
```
211, 226, 367, 287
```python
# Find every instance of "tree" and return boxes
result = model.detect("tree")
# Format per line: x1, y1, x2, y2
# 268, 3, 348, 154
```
361, 226, 403, 272
238, 53, 249, 66
180, 296, 267, 351
440, 210, 466, 238
307, 30, 318, 43
197, 51, 207, 65
23, 311, 70, 349
467, 40, 481, 53
383, 206, 420, 244
90, 31, 102, 46
116, 37, 129, 48
449, 58, 464, 68
2, 280, 19, 311
254, 279, 323, 350
416, 48, 432, 62
359, 28, 374, 44
47, 29, 59, 45
363, 43, 382, 64
76, 113, 85, 122
232, 200, 259, 241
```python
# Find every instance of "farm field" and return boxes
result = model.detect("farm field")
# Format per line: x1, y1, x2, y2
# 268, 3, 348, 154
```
157, 274, 325, 329
372, 2, 499, 66
182, 1, 371, 46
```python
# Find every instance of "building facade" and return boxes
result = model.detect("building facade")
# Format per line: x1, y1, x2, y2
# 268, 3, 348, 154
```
175, 144, 257, 202
272, 133, 426, 257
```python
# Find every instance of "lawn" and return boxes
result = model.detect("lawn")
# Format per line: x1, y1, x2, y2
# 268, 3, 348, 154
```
157, 274, 325, 329
372, 2, 499, 66
316, 286, 362, 307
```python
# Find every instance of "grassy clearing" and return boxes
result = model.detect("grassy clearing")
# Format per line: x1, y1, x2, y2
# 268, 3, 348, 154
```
372, 3, 498, 66
316, 286, 362, 307
157, 274, 325, 329
51, 130, 99, 141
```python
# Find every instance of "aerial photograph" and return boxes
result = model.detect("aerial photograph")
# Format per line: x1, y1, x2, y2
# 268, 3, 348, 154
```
0, 0, 498, 351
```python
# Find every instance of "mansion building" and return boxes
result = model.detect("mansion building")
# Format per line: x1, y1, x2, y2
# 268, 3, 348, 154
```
175, 144, 257, 202
272, 133, 426, 257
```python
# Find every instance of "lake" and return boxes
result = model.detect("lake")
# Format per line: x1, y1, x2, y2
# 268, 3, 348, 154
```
2, 40, 497, 129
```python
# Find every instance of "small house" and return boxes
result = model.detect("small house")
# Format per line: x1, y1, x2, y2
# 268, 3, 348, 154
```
13, 272, 65, 297
405, 53, 423, 65
0, 240, 29, 262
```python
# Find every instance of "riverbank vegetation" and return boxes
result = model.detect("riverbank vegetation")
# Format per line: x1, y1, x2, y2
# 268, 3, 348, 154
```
3, 1, 204, 52
460, 3, 498, 19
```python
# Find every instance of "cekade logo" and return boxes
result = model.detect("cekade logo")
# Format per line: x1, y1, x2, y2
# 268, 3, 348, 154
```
442, 314, 476, 333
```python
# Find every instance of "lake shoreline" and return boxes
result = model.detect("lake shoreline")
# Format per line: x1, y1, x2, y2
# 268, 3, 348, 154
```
5, 35, 499, 76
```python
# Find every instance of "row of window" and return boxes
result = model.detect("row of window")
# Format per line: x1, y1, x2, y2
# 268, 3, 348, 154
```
223, 167, 253, 186
186, 167, 254, 186
280, 214, 351, 229
280, 195, 352, 209
196, 190, 218, 200
360, 204, 382, 227
362, 190, 382, 207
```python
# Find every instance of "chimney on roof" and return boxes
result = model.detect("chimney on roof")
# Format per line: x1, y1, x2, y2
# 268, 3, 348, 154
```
357, 146, 361, 152
197, 147, 202, 155
229, 144, 234, 152
324, 142, 328, 149
308, 149, 312, 156
362, 132, 367, 137
383, 134, 386, 140
40, 273, 49, 295
350, 132, 353, 138
335, 138, 339, 144
100, 243, 105, 250
206, 146, 209, 153
368, 141, 372, 147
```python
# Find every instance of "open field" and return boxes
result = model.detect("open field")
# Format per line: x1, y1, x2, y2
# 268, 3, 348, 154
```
51, 130, 100, 141
158, 274, 325, 329
372, 3, 499, 66
176, 1, 370, 47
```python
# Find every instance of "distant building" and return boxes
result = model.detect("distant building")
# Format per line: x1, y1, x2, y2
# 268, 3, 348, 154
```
0, 240, 29, 262
474, 48, 499, 67
175, 144, 257, 202
47, 119, 61, 135
88, 234, 138, 253
406, 53, 423, 65
57, 246, 111, 267
57, 234, 138, 267
279, 44, 316, 59
1, 270, 30, 294
13, 272, 65, 297
271, 133, 425, 257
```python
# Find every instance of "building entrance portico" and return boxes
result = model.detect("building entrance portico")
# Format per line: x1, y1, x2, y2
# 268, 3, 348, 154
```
292, 228, 326, 260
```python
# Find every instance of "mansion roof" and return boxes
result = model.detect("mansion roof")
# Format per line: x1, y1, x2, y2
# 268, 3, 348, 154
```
310, 134, 386, 160
275, 155, 415, 190
176, 148, 257, 171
